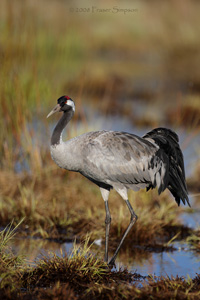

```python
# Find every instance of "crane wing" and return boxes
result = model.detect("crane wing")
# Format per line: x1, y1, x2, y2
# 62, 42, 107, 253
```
82, 131, 168, 193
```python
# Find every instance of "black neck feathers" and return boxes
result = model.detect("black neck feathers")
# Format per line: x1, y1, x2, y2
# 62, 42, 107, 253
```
51, 110, 74, 146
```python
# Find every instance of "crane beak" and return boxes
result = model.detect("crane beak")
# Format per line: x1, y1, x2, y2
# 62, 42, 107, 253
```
47, 104, 61, 118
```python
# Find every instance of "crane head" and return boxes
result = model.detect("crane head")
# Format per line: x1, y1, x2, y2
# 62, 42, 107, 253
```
47, 96, 75, 118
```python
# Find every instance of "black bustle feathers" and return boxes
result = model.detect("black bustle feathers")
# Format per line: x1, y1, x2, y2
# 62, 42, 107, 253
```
143, 128, 190, 207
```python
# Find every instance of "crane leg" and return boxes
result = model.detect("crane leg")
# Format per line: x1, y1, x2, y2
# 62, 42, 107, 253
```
109, 199, 137, 266
104, 200, 111, 263
100, 187, 111, 263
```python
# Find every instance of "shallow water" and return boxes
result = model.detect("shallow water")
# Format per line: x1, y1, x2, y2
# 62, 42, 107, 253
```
181, 203, 200, 228
10, 236, 200, 278
116, 243, 200, 278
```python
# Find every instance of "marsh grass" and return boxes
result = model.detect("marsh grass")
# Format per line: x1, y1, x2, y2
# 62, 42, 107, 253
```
0, 218, 24, 252
188, 161, 200, 193
186, 230, 200, 251
0, 219, 26, 295
166, 95, 200, 129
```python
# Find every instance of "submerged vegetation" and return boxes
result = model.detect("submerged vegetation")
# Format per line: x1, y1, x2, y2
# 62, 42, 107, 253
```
0, 0, 200, 298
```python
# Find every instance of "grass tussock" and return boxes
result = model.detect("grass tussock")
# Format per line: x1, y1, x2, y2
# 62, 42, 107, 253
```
22, 239, 136, 289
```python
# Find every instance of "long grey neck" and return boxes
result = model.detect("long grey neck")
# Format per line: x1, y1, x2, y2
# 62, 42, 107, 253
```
51, 110, 74, 146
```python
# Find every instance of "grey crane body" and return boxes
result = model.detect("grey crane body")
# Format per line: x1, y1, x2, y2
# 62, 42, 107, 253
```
47, 96, 190, 266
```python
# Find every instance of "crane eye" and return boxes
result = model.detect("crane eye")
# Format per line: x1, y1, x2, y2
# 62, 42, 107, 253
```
59, 101, 66, 107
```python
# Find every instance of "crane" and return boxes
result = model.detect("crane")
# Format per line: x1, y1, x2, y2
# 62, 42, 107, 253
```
47, 95, 190, 266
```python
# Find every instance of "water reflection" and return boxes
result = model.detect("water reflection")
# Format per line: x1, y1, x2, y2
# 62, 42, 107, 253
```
10, 237, 74, 265
110, 241, 200, 278
129, 247, 200, 278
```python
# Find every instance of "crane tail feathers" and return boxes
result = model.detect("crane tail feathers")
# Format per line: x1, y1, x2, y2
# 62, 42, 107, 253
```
143, 128, 190, 207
